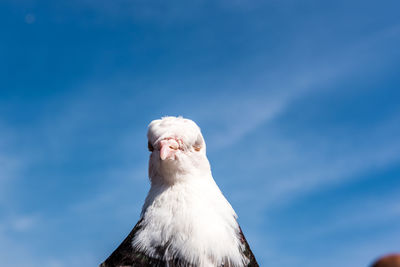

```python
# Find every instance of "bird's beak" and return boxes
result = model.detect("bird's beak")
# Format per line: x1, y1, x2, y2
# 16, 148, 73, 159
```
159, 139, 179, 160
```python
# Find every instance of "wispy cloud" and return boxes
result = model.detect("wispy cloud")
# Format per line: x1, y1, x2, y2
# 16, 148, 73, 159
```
0, 213, 41, 267
69, 165, 147, 215
305, 194, 400, 240
10, 214, 40, 232
190, 23, 400, 152
0, 123, 28, 208
293, 195, 400, 267
229, 113, 400, 213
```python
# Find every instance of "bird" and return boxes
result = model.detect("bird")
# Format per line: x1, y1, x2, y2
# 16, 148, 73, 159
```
100, 116, 258, 267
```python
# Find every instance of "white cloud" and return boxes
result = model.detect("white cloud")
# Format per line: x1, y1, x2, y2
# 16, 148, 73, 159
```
11, 214, 39, 232
0, 213, 97, 267
190, 23, 400, 152
307, 195, 400, 240
228, 113, 400, 216
0, 123, 27, 207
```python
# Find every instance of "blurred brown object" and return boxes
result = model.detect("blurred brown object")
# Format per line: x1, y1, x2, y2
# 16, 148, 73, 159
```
372, 254, 400, 267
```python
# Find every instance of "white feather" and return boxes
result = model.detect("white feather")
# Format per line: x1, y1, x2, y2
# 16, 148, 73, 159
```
132, 116, 247, 267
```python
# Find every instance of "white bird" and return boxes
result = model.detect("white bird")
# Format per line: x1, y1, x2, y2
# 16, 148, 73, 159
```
100, 116, 258, 267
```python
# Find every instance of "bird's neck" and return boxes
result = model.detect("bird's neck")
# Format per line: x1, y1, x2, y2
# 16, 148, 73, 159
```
150, 161, 211, 186
133, 175, 245, 267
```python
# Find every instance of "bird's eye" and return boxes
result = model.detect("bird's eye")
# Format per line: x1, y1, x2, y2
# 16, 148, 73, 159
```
148, 141, 154, 152
193, 145, 201, 152
193, 135, 203, 152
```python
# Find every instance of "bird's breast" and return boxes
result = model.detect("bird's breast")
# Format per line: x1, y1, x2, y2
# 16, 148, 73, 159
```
132, 180, 245, 267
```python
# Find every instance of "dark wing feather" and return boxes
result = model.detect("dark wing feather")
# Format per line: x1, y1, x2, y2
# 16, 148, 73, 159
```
100, 219, 194, 267
238, 226, 259, 267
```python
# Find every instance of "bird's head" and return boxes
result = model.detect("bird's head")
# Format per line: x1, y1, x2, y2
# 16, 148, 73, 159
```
147, 116, 210, 184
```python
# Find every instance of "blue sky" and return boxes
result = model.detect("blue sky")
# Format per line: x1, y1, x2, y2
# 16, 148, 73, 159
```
1, 0, 400, 266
